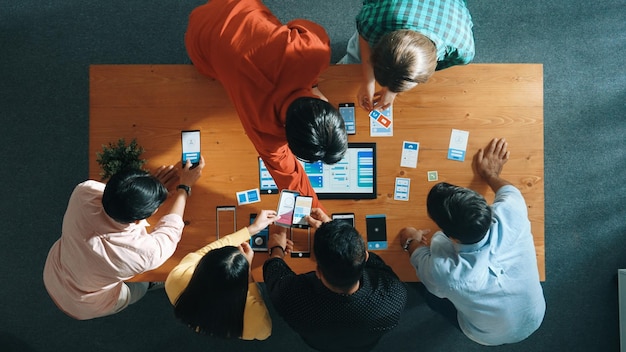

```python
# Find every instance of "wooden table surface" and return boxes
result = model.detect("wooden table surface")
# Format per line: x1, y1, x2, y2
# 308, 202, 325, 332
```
89, 63, 544, 282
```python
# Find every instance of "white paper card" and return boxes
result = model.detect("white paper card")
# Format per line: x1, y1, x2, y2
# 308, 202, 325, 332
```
236, 188, 261, 205
401, 141, 419, 168
394, 177, 410, 201
447, 129, 469, 161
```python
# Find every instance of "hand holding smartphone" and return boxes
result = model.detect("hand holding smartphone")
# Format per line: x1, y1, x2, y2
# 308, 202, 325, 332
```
181, 130, 201, 168
275, 190, 312, 228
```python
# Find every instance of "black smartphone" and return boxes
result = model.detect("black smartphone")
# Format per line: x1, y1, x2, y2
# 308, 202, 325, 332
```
181, 130, 201, 168
338, 103, 356, 135
249, 213, 269, 251
216, 206, 236, 239
332, 213, 355, 227
366, 214, 387, 250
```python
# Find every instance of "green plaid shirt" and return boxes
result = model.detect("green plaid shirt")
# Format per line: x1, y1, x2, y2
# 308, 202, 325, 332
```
356, 0, 474, 70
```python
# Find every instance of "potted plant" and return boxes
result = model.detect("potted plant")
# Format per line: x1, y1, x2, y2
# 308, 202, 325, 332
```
96, 138, 147, 180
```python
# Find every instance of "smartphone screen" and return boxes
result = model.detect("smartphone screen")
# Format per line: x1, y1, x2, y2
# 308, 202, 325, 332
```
276, 190, 298, 227
216, 206, 236, 239
290, 227, 311, 258
332, 213, 355, 227
292, 196, 313, 228
339, 103, 356, 135
249, 213, 269, 251
181, 130, 201, 167
366, 214, 387, 250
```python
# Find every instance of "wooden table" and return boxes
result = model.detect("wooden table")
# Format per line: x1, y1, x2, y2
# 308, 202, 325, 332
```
90, 63, 544, 282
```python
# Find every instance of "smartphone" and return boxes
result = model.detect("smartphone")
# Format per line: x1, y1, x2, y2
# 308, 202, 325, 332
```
216, 206, 236, 239
290, 227, 311, 258
249, 213, 269, 251
338, 103, 356, 135
332, 213, 355, 227
181, 130, 201, 168
366, 214, 387, 250
275, 190, 298, 228
292, 196, 313, 228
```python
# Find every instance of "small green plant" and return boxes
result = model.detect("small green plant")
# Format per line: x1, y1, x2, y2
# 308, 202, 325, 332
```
96, 138, 147, 180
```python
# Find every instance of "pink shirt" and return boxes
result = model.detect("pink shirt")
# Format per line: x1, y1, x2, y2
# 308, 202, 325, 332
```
43, 180, 184, 320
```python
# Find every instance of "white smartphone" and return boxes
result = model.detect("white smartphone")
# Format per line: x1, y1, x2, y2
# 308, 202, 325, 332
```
181, 130, 201, 168
275, 190, 298, 228
292, 196, 313, 228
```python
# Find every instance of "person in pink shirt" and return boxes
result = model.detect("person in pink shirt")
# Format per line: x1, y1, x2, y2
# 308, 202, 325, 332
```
43, 158, 204, 320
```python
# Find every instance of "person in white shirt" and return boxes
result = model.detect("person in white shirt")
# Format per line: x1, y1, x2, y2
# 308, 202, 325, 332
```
43, 158, 204, 320
399, 138, 545, 345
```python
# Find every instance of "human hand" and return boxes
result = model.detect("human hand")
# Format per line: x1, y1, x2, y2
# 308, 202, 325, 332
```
267, 227, 293, 257
239, 241, 254, 265
372, 87, 397, 111
248, 210, 279, 235
179, 156, 205, 187
474, 138, 510, 182
305, 208, 331, 229
152, 165, 177, 191
398, 227, 430, 248
357, 81, 376, 111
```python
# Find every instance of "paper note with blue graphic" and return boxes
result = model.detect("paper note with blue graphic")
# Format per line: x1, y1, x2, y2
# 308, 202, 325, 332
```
447, 129, 469, 161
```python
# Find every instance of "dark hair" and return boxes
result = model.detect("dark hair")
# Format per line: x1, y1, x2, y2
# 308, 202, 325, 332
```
174, 246, 249, 338
285, 97, 348, 164
101, 168, 167, 223
426, 182, 493, 244
314, 220, 366, 291
371, 30, 437, 93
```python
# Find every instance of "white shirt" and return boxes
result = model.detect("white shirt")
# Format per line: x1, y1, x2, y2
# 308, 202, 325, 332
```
411, 185, 545, 345
43, 180, 184, 319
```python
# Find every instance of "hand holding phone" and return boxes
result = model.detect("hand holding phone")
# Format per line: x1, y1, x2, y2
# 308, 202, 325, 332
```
275, 190, 312, 228
181, 130, 201, 168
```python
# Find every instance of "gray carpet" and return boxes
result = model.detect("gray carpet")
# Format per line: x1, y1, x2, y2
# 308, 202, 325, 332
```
1, 0, 625, 351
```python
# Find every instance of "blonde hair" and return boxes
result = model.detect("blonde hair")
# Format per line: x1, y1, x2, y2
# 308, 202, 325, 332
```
370, 30, 437, 92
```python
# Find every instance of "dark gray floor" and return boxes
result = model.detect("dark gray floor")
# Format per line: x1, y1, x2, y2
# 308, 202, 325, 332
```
1, 1, 625, 351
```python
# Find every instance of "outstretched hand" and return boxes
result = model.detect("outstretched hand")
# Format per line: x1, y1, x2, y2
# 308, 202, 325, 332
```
474, 138, 509, 181
152, 165, 178, 191
248, 210, 279, 235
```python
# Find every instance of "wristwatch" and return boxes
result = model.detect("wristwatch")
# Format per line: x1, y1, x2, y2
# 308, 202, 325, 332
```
176, 184, 191, 196
402, 238, 415, 251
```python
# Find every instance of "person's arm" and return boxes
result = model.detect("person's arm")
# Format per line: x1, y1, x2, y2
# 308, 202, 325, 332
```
473, 138, 512, 193
398, 227, 430, 256
167, 157, 205, 219
357, 35, 376, 111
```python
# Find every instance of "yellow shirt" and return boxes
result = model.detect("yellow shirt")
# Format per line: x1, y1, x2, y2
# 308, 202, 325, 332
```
165, 228, 272, 340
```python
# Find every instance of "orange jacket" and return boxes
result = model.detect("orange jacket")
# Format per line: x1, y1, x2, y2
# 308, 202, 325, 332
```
185, 0, 330, 208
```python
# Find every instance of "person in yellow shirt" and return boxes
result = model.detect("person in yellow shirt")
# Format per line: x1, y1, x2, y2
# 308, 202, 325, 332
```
165, 210, 278, 340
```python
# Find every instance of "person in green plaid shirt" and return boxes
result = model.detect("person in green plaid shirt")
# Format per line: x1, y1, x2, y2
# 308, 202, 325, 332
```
339, 0, 475, 111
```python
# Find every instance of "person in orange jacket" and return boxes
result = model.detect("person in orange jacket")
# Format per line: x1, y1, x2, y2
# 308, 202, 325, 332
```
185, 0, 348, 209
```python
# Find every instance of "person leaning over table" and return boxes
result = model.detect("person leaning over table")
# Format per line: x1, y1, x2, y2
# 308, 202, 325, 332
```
184, 0, 348, 210
398, 138, 546, 345
263, 209, 407, 352
339, 0, 475, 111
164, 210, 278, 340
43, 158, 205, 320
